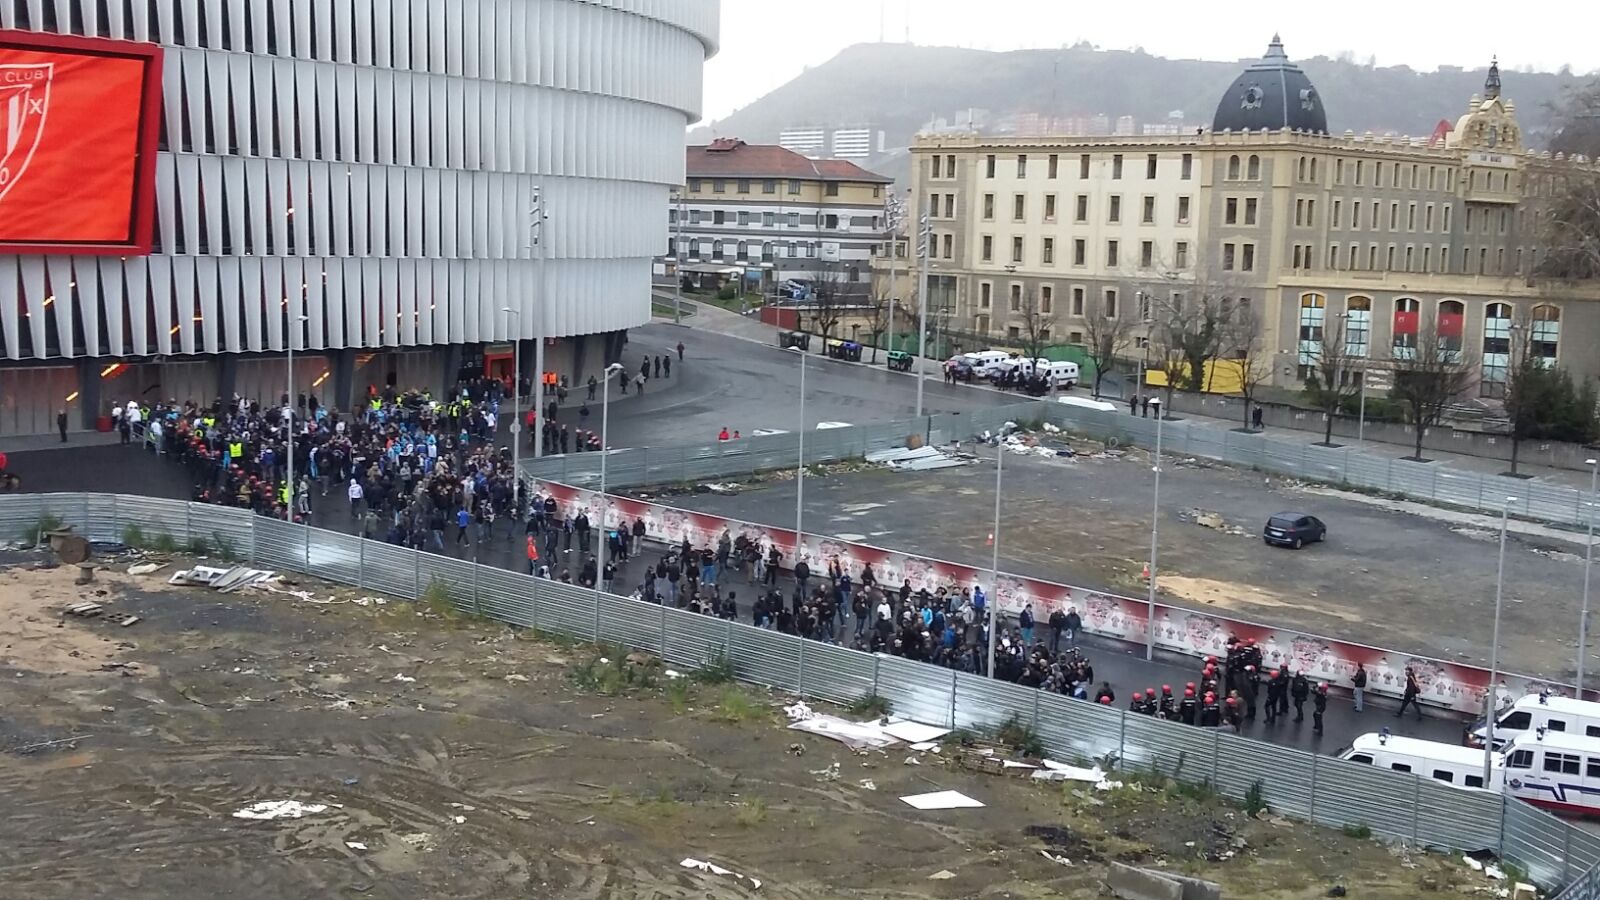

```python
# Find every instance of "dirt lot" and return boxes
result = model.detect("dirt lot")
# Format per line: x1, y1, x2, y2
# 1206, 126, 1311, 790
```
641, 434, 1594, 680
0, 553, 1496, 899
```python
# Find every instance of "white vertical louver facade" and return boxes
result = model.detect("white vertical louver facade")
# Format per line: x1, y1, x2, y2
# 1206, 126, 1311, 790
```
0, 0, 718, 362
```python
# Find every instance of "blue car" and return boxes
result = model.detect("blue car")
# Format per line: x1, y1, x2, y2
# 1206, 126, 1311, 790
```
1263, 512, 1326, 549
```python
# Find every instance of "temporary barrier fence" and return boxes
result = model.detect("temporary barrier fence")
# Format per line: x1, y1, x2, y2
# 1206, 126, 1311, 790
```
6, 491, 1600, 891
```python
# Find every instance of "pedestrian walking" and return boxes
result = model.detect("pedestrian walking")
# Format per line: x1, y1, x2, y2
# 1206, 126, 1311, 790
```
1251, 405, 1265, 430
1141, 395, 1152, 418
1128, 394, 1138, 415
1312, 683, 1329, 734
526, 534, 540, 575
586, 374, 597, 401
1395, 666, 1424, 720
635, 372, 646, 394
663, 355, 671, 378
347, 478, 365, 518
653, 356, 662, 379
1351, 662, 1367, 712
676, 341, 684, 361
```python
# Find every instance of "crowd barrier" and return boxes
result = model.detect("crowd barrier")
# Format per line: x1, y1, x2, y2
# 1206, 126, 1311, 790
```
3, 491, 1595, 890
1559, 863, 1600, 900
530, 478, 1577, 716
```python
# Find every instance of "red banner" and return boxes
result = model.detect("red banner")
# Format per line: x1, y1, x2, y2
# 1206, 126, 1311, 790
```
1393, 310, 1419, 335
533, 480, 1580, 716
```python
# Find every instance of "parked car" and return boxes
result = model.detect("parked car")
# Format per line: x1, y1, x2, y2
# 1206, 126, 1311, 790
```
1262, 512, 1327, 549
945, 359, 975, 381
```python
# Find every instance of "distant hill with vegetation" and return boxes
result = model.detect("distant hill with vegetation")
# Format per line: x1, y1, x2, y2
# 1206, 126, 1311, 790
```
694, 42, 1587, 173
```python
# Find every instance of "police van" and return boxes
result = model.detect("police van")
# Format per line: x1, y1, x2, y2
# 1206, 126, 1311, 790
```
1339, 731, 1497, 791
1467, 693, 1600, 750
1501, 728, 1600, 816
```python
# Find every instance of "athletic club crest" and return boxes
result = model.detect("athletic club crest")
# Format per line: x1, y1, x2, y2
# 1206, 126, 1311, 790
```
0, 62, 52, 203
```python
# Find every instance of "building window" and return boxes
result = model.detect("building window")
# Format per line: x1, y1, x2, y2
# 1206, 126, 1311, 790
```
986, 154, 996, 178
946, 154, 955, 176
1175, 241, 1189, 269
1393, 297, 1420, 359
1044, 194, 1057, 221
1009, 283, 1023, 312
944, 194, 955, 218
1017, 154, 1028, 177
825, 182, 840, 197
1013, 194, 1026, 222
1245, 198, 1258, 225
1437, 299, 1465, 358
1222, 243, 1236, 270
736, 178, 750, 193
1225, 198, 1238, 225
1048, 154, 1059, 178
1481, 302, 1512, 397
1104, 288, 1118, 317
1112, 154, 1123, 179
979, 282, 992, 309
1106, 240, 1119, 267
1241, 244, 1255, 272
1247, 155, 1260, 179
942, 233, 953, 258
1007, 325, 1021, 339
1073, 239, 1086, 266
1443, 205, 1452, 231
1532, 305, 1561, 362
762, 211, 775, 228
981, 235, 993, 262
1177, 196, 1191, 224
1108, 195, 1122, 223
1345, 296, 1372, 358
1298, 293, 1326, 366
983, 193, 995, 220
1332, 199, 1342, 228
931, 156, 942, 179
1181, 153, 1192, 179
1042, 237, 1055, 265
713, 210, 727, 225
1079, 154, 1091, 178
788, 179, 801, 194
1071, 287, 1085, 316
976, 315, 990, 335
688, 178, 702, 192
1227, 155, 1241, 180
1011, 236, 1024, 263
712, 179, 726, 193
1075, 195, 1089, 223
1327, 244, 1338, 269
1146, 154, 1158, 179
788, 212, 800, 228
1142, 196, 1156, 224
1140, 241, 1154, 268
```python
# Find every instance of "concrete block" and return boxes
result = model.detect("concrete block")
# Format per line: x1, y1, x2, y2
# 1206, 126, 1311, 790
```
1166, 871, 1223, 900
1106, 863, 1183, 900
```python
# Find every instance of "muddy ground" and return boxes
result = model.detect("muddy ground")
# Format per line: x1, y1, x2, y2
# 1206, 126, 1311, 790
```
639, 436, 1594, 681
0, 553, 1494, 899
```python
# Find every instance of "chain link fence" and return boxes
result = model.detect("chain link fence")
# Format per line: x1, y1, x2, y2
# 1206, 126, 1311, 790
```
5, 490, 1599, 890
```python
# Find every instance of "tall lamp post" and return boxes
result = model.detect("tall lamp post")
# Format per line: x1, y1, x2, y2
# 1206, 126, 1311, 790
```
528, 187, 548, 458
285, 313, 309, 522
672, 189, 686, 326
882, 192, 905, 355
1483, 495, 1515, 785
502, 307, 523, 499
787, 346, 808, 548
1582, 459, 1598, 697
1145, 397, 1164, 660
594, 362, 626, 597
986, 437, 1004, 678
914, 213, 932, 417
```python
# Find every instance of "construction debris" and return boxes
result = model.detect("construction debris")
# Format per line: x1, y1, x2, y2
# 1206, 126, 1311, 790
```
232, 800, 332, 820
865, 445, 971, 472
168, 565, 277, 592
127, 562, 164, 576
64, 601, 104, 618
679, 858, 762, 891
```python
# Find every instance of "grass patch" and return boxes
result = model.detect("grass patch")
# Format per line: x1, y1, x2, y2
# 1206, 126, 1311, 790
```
150, 531, 179, 554
572, 647, 659, 696
946, 727, 981, 747
1243, 779, 1268, 817
665, 677, 693, 714
210, 532, 240, 562
734, 796, 767, 827
1341, 822, 1372, 839
714, 686, 764, 723
120, 523, 146, 549
187, 535, 212, 557
995, 713, 1045, 757
421, 577, 463, 622
691, 652, 736, 684
846, 694, 893, 718
23, 512, 64, 545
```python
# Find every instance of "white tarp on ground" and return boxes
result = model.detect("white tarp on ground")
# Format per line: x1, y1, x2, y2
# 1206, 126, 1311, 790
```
680, 858, 762, 890
784, 703, 951, 750
900, 790, 985, 810
880, 720, 951, 744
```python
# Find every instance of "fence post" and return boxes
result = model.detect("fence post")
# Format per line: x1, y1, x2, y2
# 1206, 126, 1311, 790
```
949, 671, 958, 728
81, 494, 89, 537
1032, 689, 1040, 733
1211, 731, 1221, 787
357, 535, 366, 589
1564, 828, 1574, 886
529, 567, 540, 633
1498, 794, 1509, 858
723, 617, 733, 660
1117, 709, 1127, 765
413, 546, 421, 599
872, 653, 881, 699
1411, 775, 1421, 844
592, 589, 601, 642
1308, 754, 1318, 822
249, 515, 258, 565
1479, 477, 1486, 511
797, 637, 806, 693
110, 494, 118, 543
471, 551, 482, 618
304, 522, 311, 573
660, 600, 669, 657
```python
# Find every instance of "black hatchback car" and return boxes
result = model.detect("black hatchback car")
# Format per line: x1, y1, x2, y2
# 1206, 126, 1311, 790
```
1263, 512, 1326, 549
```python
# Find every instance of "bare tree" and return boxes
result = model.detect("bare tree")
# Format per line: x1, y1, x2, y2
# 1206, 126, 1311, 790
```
1390, 325, 1477, 461
1148, 288, 1229, 405
1301, 313, 1364, 446
809, 260, 848, 340
1224, 300, 1274, 431
1080, 293, 1134, 399
1015, 286, 1058, 363
864, 292, 892, 364
1535, 170, 1600, 282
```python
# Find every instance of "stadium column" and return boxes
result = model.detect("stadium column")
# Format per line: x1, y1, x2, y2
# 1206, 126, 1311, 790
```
330, 349, 356, 411
75, 359, 99, 430
217, 356, 238, 407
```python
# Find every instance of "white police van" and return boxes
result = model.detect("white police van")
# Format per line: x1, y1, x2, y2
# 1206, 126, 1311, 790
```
1340, 730, 1496, 790
1467, 693, 1600, 750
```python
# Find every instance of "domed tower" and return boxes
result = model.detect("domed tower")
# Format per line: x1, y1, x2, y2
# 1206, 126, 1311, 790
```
1211, 35, 1329, 134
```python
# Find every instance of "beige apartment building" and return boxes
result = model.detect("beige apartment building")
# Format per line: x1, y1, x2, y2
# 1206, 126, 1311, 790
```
897, 37, 1600, 394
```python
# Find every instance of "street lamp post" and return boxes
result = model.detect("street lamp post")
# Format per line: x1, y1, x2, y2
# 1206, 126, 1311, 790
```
986, 438, 1003, 679
502, 307, 523, 501
528, 187, 548, 458
1582, 459, 1599, 697
285, 313, 309, 522
1357, 369, 1369, 445
594, 362, 626, 597
1145, 397, 1164, 660
914, 213, 931, 417
788, 346, 808, 547
1483, 496, 1514, 785
883, 193, 904, 356
672, 190, 686, 326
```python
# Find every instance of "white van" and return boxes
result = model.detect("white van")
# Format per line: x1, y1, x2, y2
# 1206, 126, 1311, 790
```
1340, 731, 1498, 791
1468, 693, 1600, 750
1044, 361, 1080, 388
1501, 728, 1600, 816
1056, 395, 1119, 413
967, 350, 1011, 376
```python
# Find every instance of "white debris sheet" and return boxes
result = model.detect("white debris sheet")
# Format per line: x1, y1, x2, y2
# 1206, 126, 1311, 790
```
864, 445, 971, 472
232, 800, 332, 820
880, 720, 951, 744
783, 702, 949, 751
169, 564, 276, 592
900, 790, 985, 810
680, 857, 762, 890
1030, 760, 1121, 789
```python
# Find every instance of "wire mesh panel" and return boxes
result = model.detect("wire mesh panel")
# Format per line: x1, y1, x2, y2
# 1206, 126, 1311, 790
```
361, 542, 421, 601
1504, 798, 1580, 889
1121, 714, 1221, 783
530, 580, 601, 642
477, 568, 537, 626
663, 606, 728, 667
728, 626, 801, 692
798, 642, 876, 706
1214, 734, 1317, 820
873, 654, 954, 728
1035, 692, 1123, 764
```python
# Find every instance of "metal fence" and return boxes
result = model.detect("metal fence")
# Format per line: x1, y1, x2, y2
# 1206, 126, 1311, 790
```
6, 490, 1599, 891
1558, 862, 1600, 900
1043, 404, 1595, 527
519, 401, 1047, 489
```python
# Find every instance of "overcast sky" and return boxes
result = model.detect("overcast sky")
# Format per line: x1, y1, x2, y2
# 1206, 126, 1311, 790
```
702, 0, 1600, 123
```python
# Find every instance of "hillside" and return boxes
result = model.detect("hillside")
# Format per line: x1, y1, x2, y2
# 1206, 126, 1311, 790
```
694, 42, 1586, 173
